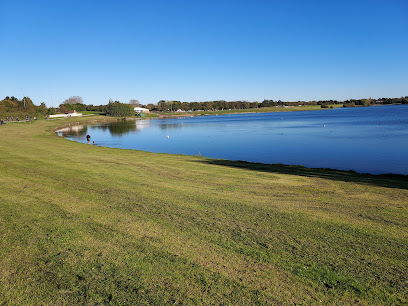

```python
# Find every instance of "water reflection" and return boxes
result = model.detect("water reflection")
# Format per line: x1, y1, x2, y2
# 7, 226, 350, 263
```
158, 122, 184, 130
57, 125, 87, 137
107, 120, 138, 136
58, 120, 151, 139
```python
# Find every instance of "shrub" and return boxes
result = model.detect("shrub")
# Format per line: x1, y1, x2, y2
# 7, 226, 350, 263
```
106, 101, 134, 117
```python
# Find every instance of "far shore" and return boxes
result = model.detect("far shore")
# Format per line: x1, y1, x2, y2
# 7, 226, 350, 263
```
155, 104, 343, 118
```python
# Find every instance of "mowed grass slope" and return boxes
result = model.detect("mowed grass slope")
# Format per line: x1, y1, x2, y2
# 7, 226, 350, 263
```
0, 117, 407, 304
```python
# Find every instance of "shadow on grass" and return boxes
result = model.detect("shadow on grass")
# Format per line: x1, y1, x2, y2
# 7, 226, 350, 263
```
195, 159, 408, 190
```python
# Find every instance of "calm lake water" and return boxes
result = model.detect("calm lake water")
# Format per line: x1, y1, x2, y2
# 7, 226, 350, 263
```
58, 105, 408, 175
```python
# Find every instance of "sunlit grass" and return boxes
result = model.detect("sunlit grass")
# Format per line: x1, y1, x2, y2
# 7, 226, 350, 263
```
0, 117, 407, 304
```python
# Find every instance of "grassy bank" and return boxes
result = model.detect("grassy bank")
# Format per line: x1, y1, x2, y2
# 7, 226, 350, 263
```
0, 117, 407, 304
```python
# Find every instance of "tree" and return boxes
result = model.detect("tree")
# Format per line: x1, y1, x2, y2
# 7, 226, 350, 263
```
146, 103, 156, 111
169, 101, 181, 111
250, 102, 259, 108
59, 104, 69, 113
38, 102, 47, 115
0, 96, 45, 115
47, 107, 57, 115
129, 99, 140, 107
181, 102, 191, 111
157, 100, 167, 112
13, 97, 37, 112
63, 96, 83, 105
241, 101, 251, 109
106, 101, 134, 117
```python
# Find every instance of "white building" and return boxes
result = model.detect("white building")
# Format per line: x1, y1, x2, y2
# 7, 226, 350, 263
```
49, 110, 83, 119
134, 107, 149, 114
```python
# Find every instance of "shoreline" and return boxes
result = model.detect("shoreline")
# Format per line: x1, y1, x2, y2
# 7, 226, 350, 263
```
52, 113, 408, 178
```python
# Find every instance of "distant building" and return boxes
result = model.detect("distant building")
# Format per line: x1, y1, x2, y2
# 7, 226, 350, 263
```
49, 110, 83, 119
134, 107, 149, 114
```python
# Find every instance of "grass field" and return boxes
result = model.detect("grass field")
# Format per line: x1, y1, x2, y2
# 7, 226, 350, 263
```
0, 116, 407, 304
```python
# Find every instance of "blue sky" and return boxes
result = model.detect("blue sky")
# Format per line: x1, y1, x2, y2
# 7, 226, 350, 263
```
1, 0, 407, 107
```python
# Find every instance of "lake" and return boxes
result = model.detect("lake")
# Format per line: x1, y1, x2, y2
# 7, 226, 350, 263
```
58, 105, 408, 175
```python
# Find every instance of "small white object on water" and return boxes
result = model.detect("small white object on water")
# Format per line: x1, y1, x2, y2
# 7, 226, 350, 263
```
323, 124, 326, 127
167, 135, 169, 139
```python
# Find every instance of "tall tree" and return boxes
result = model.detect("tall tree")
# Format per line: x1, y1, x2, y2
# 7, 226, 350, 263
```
129, 99, 140, 107
106, 101, 134, 117
63, 96, 84, 105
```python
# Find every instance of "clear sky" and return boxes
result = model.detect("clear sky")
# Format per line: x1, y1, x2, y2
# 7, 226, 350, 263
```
1, 0, 407, 107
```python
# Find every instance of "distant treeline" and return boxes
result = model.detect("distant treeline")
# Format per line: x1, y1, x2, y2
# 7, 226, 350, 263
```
50, 103, 107, 114
1, 95, 408, 118
0, 96, 47, 117
145, 97, 408, 112
342, 97, 408, 107
0, 96, 134, 118
143, 99, 342, 112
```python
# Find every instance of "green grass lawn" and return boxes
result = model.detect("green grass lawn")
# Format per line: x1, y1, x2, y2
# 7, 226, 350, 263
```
0, 117, 407, 304
80, 111, 101, 115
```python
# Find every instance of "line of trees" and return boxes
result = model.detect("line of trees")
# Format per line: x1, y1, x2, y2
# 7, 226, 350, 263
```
146, 97, 408, 112
2, 95, 408, 118
144, 99, 343, 112
56, 103, 107, 114
343, 97, 408, 107
0, 96, 47, 117
0, 95, 109, 117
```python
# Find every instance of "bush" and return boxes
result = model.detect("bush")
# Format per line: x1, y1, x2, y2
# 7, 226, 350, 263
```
106, 101, 134, 117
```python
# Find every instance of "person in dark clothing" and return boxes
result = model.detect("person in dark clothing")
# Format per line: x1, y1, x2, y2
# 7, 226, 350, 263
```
86, 134, 91, 144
